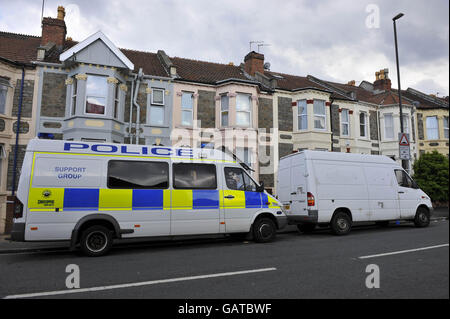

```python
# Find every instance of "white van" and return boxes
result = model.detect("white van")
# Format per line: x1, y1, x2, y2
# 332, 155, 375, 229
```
10, 139, 286, 256
277, 150, 433, 235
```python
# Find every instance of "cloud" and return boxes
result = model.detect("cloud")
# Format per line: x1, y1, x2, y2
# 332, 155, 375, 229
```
0, 0, 448, 95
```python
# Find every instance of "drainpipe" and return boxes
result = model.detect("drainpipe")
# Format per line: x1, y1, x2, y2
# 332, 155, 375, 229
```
133, 68, 143, 145
329, 98, 335, 151
129, 76, 135, 144
11, 67, 25, 196
377, 108, 382, 155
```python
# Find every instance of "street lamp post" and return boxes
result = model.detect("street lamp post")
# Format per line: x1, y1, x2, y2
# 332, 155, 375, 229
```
393, 13, 408, 170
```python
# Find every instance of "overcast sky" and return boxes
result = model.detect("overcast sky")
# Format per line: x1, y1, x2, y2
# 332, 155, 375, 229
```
1, 0, 448, 96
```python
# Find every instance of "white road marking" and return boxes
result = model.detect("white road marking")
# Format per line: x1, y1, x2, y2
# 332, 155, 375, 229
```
3, 267, 277, 299
359, 243, 449, 259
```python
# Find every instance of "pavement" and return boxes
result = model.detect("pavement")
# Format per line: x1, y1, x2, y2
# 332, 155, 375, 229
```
0, 207, 447, 254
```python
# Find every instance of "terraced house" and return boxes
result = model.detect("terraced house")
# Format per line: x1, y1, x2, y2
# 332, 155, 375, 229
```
0, 6, 448, 233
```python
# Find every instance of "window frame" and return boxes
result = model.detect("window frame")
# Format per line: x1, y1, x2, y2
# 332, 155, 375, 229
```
71, 76, 77, 116
0, 82, 8, 115
384, 113, 394, 139
113, 80, 121, 119
172, 163, 217, 190
224, 167, 259, 192
426, 116, 439, 140
313, 99, 326, 130
107, 160, 169, 189
341, 108, 350, 136
220, 94, 229, 127
297, 99, 307, 131
359, 112, 367, 138
402, 115, 410, 135
84, 74, 108, 116
444, 116, 449, 139
235, 93, 252, 127
151, 88, 165, 106
181, 92, 194, 127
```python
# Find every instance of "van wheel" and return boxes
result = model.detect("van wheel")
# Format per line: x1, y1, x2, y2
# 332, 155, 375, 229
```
253, 218, 277, 243
80, 225, 113, 257
330, 212, 352, 236
297, 223, 316, 233
414, 207, 430, 228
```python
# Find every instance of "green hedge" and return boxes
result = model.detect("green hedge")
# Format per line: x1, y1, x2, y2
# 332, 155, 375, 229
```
413, 151, 449, 202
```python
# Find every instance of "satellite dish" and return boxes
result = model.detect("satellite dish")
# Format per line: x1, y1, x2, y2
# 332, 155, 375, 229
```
264, 62, 271, 70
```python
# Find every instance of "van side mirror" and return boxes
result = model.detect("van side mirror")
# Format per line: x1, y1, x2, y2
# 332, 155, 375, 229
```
257, 181, 265, 192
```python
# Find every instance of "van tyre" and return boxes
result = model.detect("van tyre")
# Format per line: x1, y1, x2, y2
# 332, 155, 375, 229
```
297, 223, 316, 233
414, 207, 430, 228
80, 225, 113, 257
330, 212, 352, 236
253, 218, 277, 243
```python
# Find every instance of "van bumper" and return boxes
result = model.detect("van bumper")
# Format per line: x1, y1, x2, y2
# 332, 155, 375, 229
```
10, 222, 25, 242
287, 210, 318, 224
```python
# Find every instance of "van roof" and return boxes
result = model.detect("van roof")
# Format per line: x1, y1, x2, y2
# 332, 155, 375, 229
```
26, 139, 236, 162
281, 150, 401, 166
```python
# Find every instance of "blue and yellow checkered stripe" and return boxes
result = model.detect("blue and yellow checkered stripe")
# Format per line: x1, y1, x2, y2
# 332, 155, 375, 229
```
28, 188, 277, 211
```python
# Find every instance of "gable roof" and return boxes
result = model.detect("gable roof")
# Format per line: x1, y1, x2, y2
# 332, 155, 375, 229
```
59, 31, 134, 70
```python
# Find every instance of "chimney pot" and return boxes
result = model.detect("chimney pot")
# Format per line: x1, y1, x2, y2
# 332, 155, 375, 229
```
57, 6, 65, 20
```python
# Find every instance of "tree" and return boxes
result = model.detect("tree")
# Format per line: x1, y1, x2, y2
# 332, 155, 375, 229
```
413, 151, 449, 203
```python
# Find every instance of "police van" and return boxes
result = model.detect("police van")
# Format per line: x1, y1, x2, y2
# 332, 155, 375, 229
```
10, 139, 286, 256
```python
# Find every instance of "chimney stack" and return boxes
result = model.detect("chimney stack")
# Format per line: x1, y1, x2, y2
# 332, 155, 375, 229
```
373, 68, 391, 91
347, 80, 355, 86
244, 51, 265, 76
41, 6, 67, 48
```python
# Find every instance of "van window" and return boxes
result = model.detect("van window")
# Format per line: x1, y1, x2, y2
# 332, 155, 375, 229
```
108, 160, 169, 189
173, 163, 216, 189
224, 167, 258, 192
395, 169, 414, 188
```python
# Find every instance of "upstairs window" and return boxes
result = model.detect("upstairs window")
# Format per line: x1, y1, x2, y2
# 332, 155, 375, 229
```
360, 112, 367, 137
113, 81, 121, 119
150, 88, 165, 126
341, 109, 350, 136
384, 113, 394, 139
444, 116, 449, 139
71, 76, 77, 116
297, 99, 307, 130
221, 94, 229, 127
402, 115, 410, 134
426, 116, 439, 140
313, 100, 326, 130
236, 93, 252, 127
181, 92, 193, 126
85, 75, 107, 115
0, 79, 8, 114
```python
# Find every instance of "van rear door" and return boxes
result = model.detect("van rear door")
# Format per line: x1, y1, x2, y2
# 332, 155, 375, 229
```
289, 157, 308, 217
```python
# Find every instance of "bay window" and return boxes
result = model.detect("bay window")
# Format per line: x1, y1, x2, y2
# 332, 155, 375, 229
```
297, 99, 307, 130
236, 93, 252, 127
313, 100, 326, 130
0, 80, 8, 114
85, 75, 107, 115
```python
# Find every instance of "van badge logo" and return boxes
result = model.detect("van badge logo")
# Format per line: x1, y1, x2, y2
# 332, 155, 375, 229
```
42, 190, 52, 198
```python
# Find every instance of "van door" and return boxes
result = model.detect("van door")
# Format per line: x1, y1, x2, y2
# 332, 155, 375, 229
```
171, 162, 220, 235
394, 169, 420, 219
222, 167, 262, 233
289, 159, 308, 217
